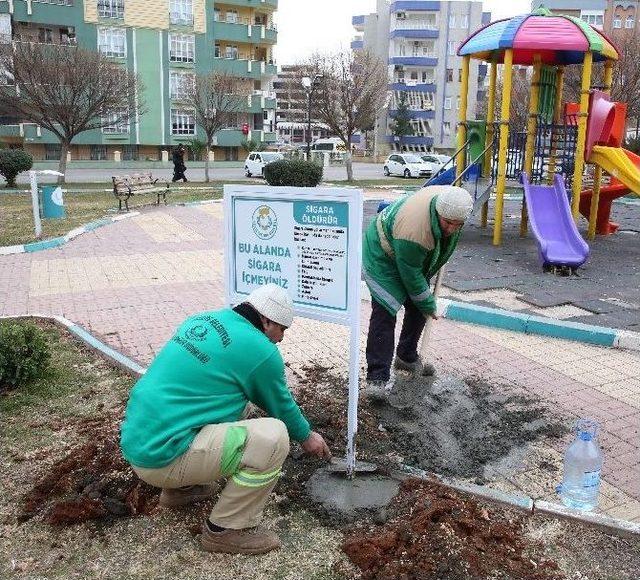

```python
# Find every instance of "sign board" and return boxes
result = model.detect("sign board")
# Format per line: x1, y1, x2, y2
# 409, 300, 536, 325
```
224, 185, 363, 475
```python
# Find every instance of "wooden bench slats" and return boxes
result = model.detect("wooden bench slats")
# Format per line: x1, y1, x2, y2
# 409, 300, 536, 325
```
112, 173, 169, 211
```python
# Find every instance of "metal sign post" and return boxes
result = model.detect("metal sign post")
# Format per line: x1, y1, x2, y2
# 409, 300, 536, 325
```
224, 185, 363, 477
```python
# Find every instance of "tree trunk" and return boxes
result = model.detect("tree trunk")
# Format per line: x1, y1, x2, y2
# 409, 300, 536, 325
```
205, 137, 212, 182
345, 150, 354, 181
57, 140, 69, 184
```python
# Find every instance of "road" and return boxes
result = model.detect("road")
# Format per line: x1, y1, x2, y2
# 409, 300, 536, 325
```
18, 162, 402, 184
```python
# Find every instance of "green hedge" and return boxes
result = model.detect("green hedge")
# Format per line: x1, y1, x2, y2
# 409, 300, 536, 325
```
0, 149, 33, 188
263, 159, 323, 187
0, 321, 50, 392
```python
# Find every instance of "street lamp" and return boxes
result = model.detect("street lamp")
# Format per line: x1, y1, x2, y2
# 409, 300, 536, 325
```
301, 74, 323, 159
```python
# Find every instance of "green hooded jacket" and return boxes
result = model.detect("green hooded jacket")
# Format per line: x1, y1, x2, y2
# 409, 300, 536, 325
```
363, 187, 461, 316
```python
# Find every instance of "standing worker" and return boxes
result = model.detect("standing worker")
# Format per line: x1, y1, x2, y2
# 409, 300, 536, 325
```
362, 185, 473, 400
120, 284, 331, 555
172, 143, 188, 182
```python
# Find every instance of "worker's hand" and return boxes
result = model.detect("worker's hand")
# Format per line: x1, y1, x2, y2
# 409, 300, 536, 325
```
301, 431, 332, 460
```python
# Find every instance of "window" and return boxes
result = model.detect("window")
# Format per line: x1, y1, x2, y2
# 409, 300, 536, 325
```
171, 108, 195, 135
214, 43, 221, 57
443, 122, 451, 136
456, 97, 460, 110
98, 0, 124, 19
170, 0, 193, 26
458, 69, 462, 82
446, 68, 453, 82
102, 109, 129, 133
460, 14, 468, 28
444, 97, 452, 110
38, 28, 53, 43
170, 71, 194, 100
90, 145, 107, 160
45, 144, 61, 161
447, 41, 456, 56
225, 10, 238, 23
169, 33, 194, 62
449, 13, 455, 28
626, 16, 635, 29
225, 45, 238, 59
122, 145, 139, 160
214, 8, 220, 21
614, 16, 622, 28
98, 27, 126, 58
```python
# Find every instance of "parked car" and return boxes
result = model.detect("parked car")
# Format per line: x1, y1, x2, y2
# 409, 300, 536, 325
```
244, 152, 284, 177
383, 153, 433, 178
419, 154, 445, 175
432, 153, 452, 167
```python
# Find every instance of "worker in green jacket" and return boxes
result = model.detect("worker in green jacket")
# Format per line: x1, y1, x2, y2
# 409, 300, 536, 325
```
120, 284, 331, 555
362, 186, 473, 400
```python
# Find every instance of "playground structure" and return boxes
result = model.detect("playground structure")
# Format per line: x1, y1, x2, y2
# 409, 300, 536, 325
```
444, 7, 640, 266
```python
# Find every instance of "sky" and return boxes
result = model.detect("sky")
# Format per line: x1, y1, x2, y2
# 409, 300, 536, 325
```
274, 0, 532, 65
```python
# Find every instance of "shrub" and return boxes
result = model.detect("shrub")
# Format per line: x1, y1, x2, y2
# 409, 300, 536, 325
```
0, 149, 33, 188
263, 159, 323, 187
0, 321, 51, 392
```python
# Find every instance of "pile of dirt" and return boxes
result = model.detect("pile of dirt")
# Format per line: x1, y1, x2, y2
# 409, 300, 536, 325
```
342, 478, 564, 580
18, 409, 157, 526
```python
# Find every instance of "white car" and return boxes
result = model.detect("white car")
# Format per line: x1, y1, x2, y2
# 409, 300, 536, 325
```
419, 154, 445, 175
244, 152, 284, 177
383, 153, 433, 178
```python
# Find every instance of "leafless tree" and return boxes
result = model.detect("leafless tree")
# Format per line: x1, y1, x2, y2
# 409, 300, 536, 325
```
187, 72, 246, 182
312, 50, 388, 180
477, 66, 531, 132
0, 41, 143, 183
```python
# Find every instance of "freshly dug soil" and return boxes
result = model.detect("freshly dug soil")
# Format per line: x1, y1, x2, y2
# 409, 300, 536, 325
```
18, 408, 158, 526
342, 478, 564, 580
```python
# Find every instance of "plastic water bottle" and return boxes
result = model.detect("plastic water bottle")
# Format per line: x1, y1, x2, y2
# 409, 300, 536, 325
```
559, 419, 603, 511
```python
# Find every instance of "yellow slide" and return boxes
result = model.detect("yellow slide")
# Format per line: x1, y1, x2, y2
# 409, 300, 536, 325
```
587, 146, 640, 195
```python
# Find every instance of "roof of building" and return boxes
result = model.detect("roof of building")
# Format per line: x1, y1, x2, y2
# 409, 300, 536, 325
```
458, 7, 619, 65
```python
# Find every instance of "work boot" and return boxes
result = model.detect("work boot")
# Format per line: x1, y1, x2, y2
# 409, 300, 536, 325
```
363, 380, 388, 402
394, 355, 436, 377
159, 484, 215, 508
200, 522, 282, 555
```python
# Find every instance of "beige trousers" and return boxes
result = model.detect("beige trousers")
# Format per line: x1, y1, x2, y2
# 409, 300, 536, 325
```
133, 417, 290, 529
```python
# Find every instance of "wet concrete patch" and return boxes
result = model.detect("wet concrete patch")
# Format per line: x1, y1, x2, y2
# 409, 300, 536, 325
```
375, 373, 568, 483
306, 470, 399, 521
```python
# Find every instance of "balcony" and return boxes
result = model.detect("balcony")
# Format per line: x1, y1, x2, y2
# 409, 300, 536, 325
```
390, 81, 436, 92
389, 1, 440, 12
390, 28, 438, 39
214, 20, 277, 44
214, 55, 277, 79
246, 91, 277, 112
351, 36, 363, 50
215, 0, 278, 10
387, 135, 434, 146
389, 109, 435, 119
390, 56, 437, 67
352, 14, 365, 31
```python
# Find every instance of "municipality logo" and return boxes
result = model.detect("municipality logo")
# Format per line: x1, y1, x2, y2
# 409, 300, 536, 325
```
185, 325, 208, 341
252, 205, 278, 240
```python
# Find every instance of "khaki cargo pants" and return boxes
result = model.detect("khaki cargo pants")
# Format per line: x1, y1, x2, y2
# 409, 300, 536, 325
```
133, 417, 289, 529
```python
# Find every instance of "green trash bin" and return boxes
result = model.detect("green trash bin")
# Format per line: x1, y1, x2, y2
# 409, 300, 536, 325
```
40, 185, 65, 219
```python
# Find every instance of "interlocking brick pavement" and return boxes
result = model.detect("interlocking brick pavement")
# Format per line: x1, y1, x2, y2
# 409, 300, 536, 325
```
1, 200, 639, 521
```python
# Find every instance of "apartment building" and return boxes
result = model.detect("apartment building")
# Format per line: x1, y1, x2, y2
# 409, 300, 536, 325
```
273, 64, 329, 146
0, 0, 278, 162
352, 0, 490, 153
530, 1, 640, 35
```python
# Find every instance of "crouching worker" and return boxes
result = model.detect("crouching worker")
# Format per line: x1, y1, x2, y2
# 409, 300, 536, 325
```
120, 283, 331, 555
363, 185, 473, 400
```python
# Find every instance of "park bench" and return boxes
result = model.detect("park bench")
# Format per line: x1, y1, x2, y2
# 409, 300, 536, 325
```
112, 172, 170, 211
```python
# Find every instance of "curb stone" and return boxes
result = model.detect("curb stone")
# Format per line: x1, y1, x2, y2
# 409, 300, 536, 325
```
359, 281, 640, 352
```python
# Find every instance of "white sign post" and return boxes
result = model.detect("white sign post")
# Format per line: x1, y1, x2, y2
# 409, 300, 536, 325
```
224, 185, 363, 477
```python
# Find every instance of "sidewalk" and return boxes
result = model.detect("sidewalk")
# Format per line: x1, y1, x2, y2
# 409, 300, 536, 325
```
1, 198, 638, 522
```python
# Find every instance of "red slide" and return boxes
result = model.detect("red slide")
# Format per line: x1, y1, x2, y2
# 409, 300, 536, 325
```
580, 148, 640, 235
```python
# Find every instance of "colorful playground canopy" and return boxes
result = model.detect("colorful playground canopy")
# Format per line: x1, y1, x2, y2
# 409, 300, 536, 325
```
458, 8, 619, 66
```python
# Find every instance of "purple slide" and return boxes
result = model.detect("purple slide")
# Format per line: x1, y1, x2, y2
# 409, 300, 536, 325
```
523, 173, 590, 269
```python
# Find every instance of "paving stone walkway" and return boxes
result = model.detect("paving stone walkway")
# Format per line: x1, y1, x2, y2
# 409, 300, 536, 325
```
1, 199, 639, 522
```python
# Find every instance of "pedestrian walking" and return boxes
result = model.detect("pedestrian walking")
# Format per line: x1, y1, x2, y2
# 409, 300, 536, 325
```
172, 143, 188, 182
